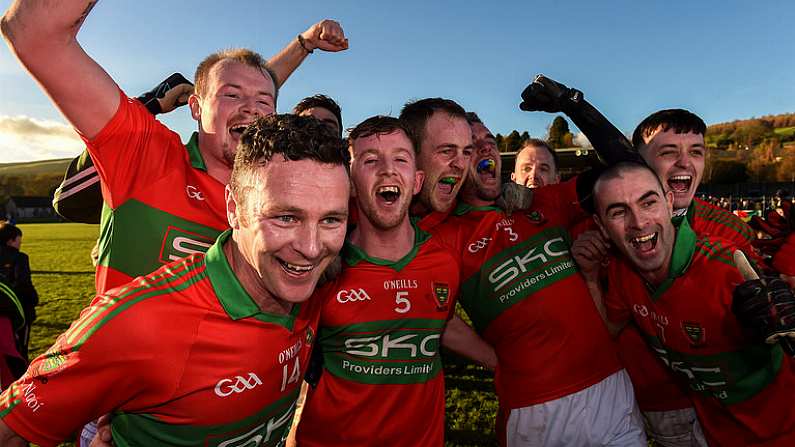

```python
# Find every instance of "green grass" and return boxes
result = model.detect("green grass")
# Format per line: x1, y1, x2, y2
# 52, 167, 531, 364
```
16, 223, 498, 446
0, 159, 72, 178
774, 126, 795, 138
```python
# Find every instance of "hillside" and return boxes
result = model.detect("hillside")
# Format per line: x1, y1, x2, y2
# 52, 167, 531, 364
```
0, 158, 71, 198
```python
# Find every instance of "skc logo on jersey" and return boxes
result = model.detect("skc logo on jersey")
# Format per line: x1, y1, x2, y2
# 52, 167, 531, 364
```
159, 226, 215, 263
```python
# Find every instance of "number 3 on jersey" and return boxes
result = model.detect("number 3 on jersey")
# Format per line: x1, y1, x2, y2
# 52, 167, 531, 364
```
395, 291, 411, 314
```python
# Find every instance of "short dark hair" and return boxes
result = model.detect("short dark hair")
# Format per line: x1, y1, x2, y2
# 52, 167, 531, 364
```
398, 98, 467, 152
348, 116, 415, 154
592, 161, 666, 214
518, 138, 559, 172
194, 48, 278, 100
631, 109, 706, 149
465, 112, 483, 125
293, 94, 343, 136
230, 114, 347, 213
0, 221, 22, 245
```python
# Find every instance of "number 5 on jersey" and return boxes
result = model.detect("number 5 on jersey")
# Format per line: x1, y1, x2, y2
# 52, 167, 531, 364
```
395, 291, 411, 314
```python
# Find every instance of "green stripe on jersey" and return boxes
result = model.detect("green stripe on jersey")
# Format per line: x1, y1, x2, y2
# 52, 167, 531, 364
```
643, 334, 783, 405
460, 226, 577, 332
98, 199, 221, 279
64, 257, 207, 350
111, 388, 299, 447
321, 318, 445, 385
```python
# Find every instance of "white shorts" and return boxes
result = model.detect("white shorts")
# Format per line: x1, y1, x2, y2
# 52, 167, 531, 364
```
643, 407, 708, 447
505, 369, 646, 447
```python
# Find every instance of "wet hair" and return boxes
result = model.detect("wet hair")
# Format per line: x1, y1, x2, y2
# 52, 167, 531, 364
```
347, 116, 416, 154
591, 161, 666, 214
194, 48, 278, 100
0, 221, 22, 245
398, 98, 467, 152
631, 109, 706, 149
230, 114, 347, 214
293, 95, 343, 137
517, 138, 559, 172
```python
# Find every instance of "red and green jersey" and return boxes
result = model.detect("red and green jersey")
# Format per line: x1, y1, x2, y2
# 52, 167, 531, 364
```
616, 197, 762, 413
0, 230, 319, 447
427, 179, 620, 409
296, 225, 460, 447
606, 220, 795, 446
86, 90, 227, 293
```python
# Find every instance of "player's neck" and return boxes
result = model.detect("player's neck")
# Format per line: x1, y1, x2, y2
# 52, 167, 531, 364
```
349, 214, 415, 263
222, 238, 294, 316
410, 199, 432, 219
204, 156, 232, 185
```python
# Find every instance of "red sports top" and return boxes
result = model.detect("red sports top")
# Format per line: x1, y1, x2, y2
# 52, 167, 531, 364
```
85, 90, 228, 293
296, 225, 460, 446
426, 179, 621, 410
606, 220, 795, 446
0, 231, 319, 447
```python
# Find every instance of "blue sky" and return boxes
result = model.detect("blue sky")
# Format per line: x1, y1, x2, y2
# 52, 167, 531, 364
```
1, 0, 793, 162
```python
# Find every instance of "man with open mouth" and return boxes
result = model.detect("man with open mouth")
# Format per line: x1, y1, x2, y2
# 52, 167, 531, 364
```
511, 138, 561, 189
425, 112, 646, 446
0, 115, 352, 447
295, 116, 494, 446
399, 98, 474, 216
590, 161, 795, 446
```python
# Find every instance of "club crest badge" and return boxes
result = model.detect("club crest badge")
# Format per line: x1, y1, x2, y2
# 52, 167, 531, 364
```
432, 282, 450, 310
526, 210, 545, 224
682, 321, 706, 347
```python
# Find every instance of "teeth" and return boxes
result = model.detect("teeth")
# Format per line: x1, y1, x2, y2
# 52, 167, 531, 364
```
670, 175, 691, 181
284, 262, 313, 273
377, 186, 400, 194
632, 233, 656, 243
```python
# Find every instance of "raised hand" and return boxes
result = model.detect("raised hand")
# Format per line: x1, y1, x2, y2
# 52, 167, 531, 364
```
300, 19, 349, 53
519, 74, 582, 114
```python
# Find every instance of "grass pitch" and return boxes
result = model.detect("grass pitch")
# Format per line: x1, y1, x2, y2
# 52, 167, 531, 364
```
18, 223, 498, 446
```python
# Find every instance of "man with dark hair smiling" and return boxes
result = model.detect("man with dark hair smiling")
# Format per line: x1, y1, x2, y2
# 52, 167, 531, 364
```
589, 161, 795, 446
0, 115, 351, 447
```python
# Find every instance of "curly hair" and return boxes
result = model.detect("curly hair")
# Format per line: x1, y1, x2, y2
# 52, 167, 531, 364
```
229, 115, 348, 215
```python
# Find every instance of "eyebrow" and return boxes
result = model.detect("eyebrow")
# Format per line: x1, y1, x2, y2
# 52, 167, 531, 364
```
638, 190, 660, 202
222, 83, 274, 98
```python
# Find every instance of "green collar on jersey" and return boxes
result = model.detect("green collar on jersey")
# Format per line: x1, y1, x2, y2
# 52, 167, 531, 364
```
205, 230, 301, 329
452, 202, 500, 216
342, 218, 431, 272
185, 132, 207, 171
650, 217, 697, 300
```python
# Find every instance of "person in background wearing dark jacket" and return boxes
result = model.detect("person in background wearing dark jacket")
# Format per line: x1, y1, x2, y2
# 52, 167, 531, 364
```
0, 222, 38, 386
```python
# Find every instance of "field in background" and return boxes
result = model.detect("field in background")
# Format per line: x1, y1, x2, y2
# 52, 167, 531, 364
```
19, 223, 498, 447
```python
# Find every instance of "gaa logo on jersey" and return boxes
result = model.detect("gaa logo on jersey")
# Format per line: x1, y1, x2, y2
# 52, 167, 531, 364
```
682, 321, 706, 347
432, 282, 450, 310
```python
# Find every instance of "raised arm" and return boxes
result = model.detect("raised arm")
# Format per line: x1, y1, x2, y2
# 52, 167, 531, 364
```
267, 19, 348, 87
1, 0, 120, 139
520, 75, 640, 165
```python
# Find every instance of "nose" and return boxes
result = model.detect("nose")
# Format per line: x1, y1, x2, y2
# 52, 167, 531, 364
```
451, 150, 469, 172
379, 157, 397, 176
674, 149, 691, 168
294, 223, 322, 261
627, 208, 647, 230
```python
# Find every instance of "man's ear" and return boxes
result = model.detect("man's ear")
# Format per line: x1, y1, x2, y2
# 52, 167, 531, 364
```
665, 190, 674, 214
414, 170, 426, 196
225, 185, 241, 229
593, 213, 609, 241
510, 172, 517, 182
188, 94, 201, 121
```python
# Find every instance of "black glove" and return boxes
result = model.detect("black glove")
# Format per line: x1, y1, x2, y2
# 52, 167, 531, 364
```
519, 74, 583, 114
136, 73, 193, 116
733, 277, 795, 353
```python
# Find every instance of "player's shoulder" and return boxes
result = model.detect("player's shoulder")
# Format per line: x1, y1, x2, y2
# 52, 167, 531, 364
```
692, 234, 743, 272
692, 198, 754, 241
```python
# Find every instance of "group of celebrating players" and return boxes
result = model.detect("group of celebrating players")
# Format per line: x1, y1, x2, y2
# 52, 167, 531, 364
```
0, 1, 794, 446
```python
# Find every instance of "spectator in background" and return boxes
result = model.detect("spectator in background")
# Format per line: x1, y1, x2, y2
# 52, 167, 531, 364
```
0, 222, 38, 385
293, 94, 343, 138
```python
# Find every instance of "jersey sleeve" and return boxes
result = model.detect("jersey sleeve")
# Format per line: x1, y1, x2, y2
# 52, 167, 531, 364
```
51, 150, 102, 224
0, 294, 173, 446
83, 89, 185, 209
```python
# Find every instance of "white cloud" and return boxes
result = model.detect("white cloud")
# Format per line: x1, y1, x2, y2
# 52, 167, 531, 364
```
573, 132, 591, 148
0, 115, 84, 162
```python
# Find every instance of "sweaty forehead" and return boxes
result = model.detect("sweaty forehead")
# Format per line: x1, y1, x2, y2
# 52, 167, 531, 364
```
208, 59, 274, 92
248, 158, 348, 212
352, 131, 414, 157
596, 168, 662, 203
517, 145, 553, 165
643, 126, 704, 147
